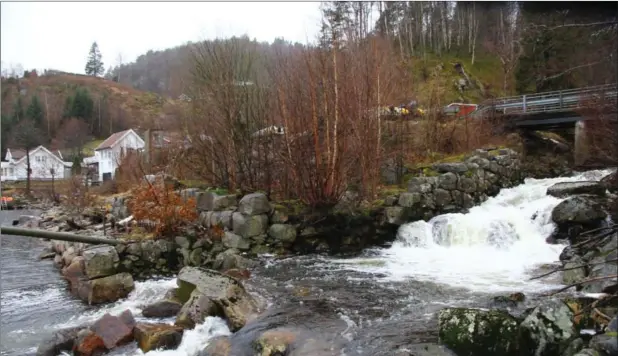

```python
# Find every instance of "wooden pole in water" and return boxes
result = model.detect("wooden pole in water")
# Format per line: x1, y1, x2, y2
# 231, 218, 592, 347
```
0, 226, 120, 245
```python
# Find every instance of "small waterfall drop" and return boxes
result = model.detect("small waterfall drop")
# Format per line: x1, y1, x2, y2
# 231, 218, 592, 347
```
337, 169, 613, 293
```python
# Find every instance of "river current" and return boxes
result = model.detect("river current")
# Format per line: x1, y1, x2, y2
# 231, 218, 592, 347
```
0, 169, 612, 355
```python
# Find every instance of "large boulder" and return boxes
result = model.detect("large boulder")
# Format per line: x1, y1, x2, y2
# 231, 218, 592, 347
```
438, 308, 519, 356
197, 192, 237, 212
222, 231, 251, 251
551, 196, 607, 225
84, 310, 136, 351
551, 196, 608, 242
232, 213, 268, 239
134, 323, 184, 353
238, 193, 271, 216
78, 272, 135, 305
519, 299, 575, 356
175, 267, 258, 331
582, 253, 618, 293
267, 224, 297, 244
600, 170, 618, 193
547, 181, 606, 198
81, 245, 119, 279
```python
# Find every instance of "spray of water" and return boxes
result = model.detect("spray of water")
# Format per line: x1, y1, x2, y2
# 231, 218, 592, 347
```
333, 170, 613, 293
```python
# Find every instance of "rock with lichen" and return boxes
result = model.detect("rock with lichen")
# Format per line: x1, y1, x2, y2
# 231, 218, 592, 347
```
519, 299, 576, 356
438, 307, 520, 356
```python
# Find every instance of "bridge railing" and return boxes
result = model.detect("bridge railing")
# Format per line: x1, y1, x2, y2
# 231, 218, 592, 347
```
471, 83, 617, 118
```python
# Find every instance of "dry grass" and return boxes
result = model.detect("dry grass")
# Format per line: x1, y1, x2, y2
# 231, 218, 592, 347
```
1, 74, 182, 130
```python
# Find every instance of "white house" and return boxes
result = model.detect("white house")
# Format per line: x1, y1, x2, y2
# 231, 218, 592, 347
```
1, 146, 73, 181
91, 129, 145, 182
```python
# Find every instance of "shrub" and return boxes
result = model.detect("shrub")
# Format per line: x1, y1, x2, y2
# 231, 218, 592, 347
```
61, 176, 95, 215
127, 177, 197, 237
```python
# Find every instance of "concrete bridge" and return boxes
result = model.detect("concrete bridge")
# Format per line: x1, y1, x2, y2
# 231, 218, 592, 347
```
471, 83, 617, 129
470, 83, 617, 164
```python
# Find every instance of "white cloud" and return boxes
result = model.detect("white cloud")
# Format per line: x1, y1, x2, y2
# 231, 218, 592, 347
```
1, 1, 322, 74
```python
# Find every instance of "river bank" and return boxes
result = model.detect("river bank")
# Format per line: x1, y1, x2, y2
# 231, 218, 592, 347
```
3, 151, 617, 355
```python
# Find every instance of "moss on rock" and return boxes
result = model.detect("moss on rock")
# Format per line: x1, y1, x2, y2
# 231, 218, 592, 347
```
438, 307, 520, 356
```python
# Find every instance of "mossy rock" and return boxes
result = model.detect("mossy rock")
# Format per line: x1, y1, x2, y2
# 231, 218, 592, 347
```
438, 307, 519, 356
422, 167, 440, 177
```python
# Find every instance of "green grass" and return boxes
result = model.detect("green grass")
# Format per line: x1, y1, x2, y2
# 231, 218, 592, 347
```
407, 51, 507, 105
82, 139, 105, 156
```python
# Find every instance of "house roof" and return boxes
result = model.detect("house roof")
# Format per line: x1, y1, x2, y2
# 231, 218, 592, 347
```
8, 148, 26, 160
12, 146, 69, 165
95, 129, 133, 151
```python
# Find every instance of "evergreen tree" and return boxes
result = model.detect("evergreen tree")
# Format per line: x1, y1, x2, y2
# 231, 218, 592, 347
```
85, 41, 105, 77
71, 88, 94, 120
12, 96, 24, 121
26, 95, 45, 125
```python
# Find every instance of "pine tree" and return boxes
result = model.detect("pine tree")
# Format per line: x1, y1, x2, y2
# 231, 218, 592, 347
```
26, 95, 45, 125
85, 42, 105, 77
12, 97, 24, 121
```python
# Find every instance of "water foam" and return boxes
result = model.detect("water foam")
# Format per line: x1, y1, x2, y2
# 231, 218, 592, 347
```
54, 277, 231, 356
334, 169, 613, 293
53, 278, 178, 330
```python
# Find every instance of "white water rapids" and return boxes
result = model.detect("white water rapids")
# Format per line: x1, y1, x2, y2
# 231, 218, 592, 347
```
1, 169, 613, 355
332, 169, 613, 294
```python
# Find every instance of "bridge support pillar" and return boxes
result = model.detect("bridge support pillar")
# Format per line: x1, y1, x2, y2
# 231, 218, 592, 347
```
574, 121, 589, 166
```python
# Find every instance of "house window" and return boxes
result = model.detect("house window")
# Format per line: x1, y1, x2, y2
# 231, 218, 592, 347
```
35, 156, 47, 163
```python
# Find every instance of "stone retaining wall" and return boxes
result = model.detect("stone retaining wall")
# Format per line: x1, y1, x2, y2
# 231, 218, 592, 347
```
384, 148, 521, 224
45, 147, 523, 283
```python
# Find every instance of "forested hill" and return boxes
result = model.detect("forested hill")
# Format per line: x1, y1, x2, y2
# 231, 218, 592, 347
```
106, 1, 617, 101
0, 74, 182, 158
2, 2, 615, 160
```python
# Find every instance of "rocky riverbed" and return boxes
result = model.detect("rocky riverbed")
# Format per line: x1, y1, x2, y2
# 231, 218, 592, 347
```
3, 165, 617, 355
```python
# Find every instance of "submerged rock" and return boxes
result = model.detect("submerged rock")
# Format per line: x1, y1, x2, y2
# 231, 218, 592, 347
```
36, 327, 83, 356
142, 300, 183, 318
438, 308, 519, 356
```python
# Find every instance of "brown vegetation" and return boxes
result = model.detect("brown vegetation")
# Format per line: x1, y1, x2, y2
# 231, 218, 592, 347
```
127, 177, 197, 236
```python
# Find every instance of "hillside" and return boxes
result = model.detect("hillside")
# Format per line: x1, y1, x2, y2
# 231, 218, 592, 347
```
1, 74, 184, 156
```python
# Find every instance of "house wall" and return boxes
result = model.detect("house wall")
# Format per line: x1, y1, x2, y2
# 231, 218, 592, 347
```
97, 132, 144, 182
1, 148, 70, 181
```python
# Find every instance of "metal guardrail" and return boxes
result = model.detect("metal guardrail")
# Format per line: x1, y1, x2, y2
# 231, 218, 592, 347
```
471, 83, 618, 118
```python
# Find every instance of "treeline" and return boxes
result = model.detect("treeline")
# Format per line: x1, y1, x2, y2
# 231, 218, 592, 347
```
1, 84, 132, 159
105, 2, 616, 100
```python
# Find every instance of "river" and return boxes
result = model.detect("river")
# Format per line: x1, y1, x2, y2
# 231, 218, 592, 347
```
0, 169, 611, 355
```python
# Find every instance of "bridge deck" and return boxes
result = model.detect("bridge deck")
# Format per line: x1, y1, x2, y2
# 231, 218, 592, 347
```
471, 83, 617, 128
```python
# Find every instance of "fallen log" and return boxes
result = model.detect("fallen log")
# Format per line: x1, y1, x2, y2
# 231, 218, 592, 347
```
0, 226, 119, 246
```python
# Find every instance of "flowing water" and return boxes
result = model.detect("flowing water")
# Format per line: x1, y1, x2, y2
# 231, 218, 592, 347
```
0, 169, 612, 355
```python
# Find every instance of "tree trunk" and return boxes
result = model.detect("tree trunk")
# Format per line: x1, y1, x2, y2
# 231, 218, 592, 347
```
26, 150, 31, 196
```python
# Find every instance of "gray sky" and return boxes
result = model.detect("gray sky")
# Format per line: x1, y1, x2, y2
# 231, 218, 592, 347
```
1, 1, 323, 75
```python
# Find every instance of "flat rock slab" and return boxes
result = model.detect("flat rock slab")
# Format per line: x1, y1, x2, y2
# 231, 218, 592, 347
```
547, 181, 606, 198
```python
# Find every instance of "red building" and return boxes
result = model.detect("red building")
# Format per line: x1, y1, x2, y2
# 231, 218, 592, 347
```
443, 103, 479, 118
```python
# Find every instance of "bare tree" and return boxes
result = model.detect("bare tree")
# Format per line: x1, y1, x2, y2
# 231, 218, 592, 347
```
183, 37, 275, 194
483, 2, 522, 95
51, 117, 92, 156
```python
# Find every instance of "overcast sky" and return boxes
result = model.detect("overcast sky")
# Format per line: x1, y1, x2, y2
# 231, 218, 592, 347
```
1, 2, 323, 75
